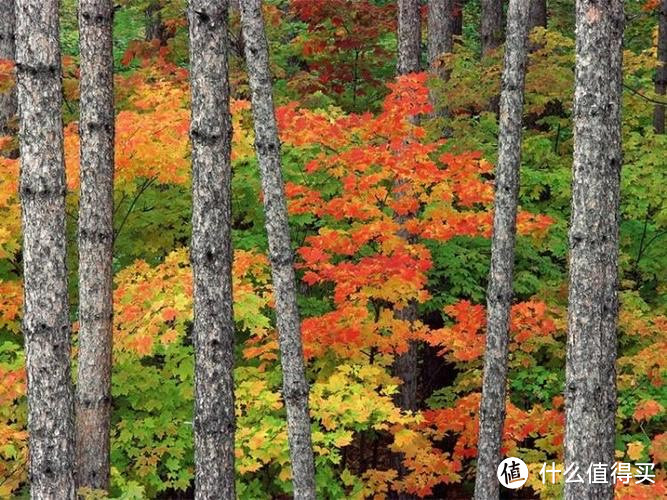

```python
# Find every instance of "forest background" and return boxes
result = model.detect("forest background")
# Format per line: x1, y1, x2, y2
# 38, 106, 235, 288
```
0, 0, 665, 498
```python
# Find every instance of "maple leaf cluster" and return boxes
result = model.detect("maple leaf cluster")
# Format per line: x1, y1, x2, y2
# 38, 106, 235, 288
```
0, 15, 665, 494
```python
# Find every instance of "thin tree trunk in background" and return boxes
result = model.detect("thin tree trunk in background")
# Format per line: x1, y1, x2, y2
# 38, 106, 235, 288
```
527, 0, 547, 51
390, 303, 418, 499
654, 0, 666, 134
528, 0, 547, 30
397, 0, 421, 74
453, 0, 464, 36
75, 0, 115, 491
481, 0, 504, 56
565, 1, 624, 499
393, 4, 421, 498
188, 0, 236, 497
473, 0, 530, 498
428, 0, 454, 113
15, 0, 75, 496
0, 0, 16, 134
428, 0, 454, 76
394, 0, 421, 421
239, 1, 317, 498
145, 1, 166, 43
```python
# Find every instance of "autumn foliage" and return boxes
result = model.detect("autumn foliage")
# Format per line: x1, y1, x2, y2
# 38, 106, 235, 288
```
0, 1, 665, 497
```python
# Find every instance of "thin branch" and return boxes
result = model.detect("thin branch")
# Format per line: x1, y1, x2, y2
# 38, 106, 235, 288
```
634, 211, 650, 268
62, 91, 74, 115
623, 83, 667, 106
643, 229, 667, 253
113, 176, 157, 242
113, 191, 128, 216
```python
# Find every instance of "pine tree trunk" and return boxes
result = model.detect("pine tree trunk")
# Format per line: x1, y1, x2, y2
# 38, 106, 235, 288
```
397, 0, 421, 74
239, 1, 317, 499
0, 0, 16, 134
15, 0, 75, 496
473, 1, 530, 498
565, 2, 624, 499
654, 0, 666, 134
75, 0, 115, 491
428, 0, 454, 75
481, 0, 504, 56
188, 0, 236, 498
528, 0, 547, 30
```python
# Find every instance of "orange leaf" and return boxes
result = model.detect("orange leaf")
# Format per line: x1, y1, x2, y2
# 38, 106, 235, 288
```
161, 307, 178, 322
633, 400, 664, 422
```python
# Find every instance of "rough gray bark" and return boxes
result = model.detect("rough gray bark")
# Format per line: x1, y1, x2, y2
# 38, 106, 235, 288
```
0, 0, 16, 133
565, 1, 624, 499
188, 0, 236, 498
428, 0, 454, 75
75, 0, 115, 491
397, 0, 421, 74
473, 1, 530, 499
528, 0, 547, 30
481, 0, 504, 56
15, 0, 75, 497
654, 0, 666, 134
239, 1, 316, 499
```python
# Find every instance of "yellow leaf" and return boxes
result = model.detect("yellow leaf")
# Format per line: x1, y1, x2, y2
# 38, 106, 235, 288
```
333, 432, 353, 447
627, 441, 644, 461
278, 466, 292, 482
248, 430, 267, 451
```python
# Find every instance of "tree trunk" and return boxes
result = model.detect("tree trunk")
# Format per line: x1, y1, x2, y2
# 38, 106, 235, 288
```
394, 5, 421, 496
654, 0, 666, 134
15, 0, 75, 497
0, 0, 16, 134
526, 0, 547, 51
428, 0, 454, 113
145, 1, 166, 43
481, 0, 504, 56
75, 0, 115, 492
428, 0, 454, 75
187, 0, 236, 498
397, 0, 421, 74
392, 302, 418, 500
238, 1, 317, 499
565, 2, 624, 499
473, 1, 530, 498
453, 0, 464, 36
394, 0, 422, 416
528, 0, 547, 30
